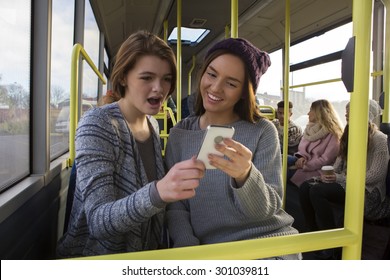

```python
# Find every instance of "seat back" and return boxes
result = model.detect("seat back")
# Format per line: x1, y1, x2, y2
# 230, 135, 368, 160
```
386, 159, 390, 197
63, 164, 77, 234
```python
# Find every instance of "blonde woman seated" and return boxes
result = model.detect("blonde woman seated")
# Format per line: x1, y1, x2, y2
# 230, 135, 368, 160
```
288, 99, 343, 187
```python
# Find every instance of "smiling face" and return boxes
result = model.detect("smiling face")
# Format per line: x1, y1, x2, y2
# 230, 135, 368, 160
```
122, 55, 173, 117
200, 53, 245, 119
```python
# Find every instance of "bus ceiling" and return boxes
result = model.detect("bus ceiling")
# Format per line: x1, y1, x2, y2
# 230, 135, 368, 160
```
90, 0, 352, 64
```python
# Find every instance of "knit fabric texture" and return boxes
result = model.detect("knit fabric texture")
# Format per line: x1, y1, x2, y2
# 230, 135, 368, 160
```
273, 119, 303, 155
164, 116, 300, 259
333, 129, 389, 201
206, 38, 271, 91
57, 102, 166, 258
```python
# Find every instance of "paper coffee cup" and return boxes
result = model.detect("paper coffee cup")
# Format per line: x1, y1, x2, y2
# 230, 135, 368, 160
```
321, 165, 334, 175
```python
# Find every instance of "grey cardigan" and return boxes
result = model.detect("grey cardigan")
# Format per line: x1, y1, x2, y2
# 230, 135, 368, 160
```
57, 102, 166, 258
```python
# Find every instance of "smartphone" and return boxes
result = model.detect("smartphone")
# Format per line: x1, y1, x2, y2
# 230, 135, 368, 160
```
197, 125, 235, 169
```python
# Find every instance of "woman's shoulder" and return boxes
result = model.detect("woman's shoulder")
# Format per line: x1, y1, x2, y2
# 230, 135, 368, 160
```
173, 115, 199, 130
78, 103, 122, 127
372, 129, 389, 146
253, 117, 277, 132
373, 129, 388, 139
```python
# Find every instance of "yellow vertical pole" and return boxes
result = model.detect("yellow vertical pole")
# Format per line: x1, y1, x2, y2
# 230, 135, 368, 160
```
231, 0, 238, 38
188, 55, 195, 96
225, 25, 230, 39
281, 0, 291, 206
176, 0, 182, 122
382, 0, 390, 124
163, 20, 168, 41
343, 0, 373, 260
161, 20, 169, 151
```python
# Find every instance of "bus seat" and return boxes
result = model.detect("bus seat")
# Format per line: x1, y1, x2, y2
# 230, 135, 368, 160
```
63, 163, 77, 234
386, 159, 390, 197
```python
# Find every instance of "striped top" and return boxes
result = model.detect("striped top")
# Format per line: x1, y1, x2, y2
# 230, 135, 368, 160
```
57, 102, 166, 258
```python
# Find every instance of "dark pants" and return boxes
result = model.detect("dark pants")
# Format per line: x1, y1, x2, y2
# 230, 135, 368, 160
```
299, 180, 346, 232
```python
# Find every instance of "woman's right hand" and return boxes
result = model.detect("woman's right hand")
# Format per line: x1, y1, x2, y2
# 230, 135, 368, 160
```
156, 156, 205, 202
295, 157, 306, 169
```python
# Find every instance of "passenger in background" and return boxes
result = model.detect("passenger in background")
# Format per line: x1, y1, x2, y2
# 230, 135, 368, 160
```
181, 92, 197, 118
165, 37, 301, 259
57, 31, 205, 258
273, 100, 303, 155
299, 100, 390, 259
186, 92, 197, 116
288, 99, 343, 187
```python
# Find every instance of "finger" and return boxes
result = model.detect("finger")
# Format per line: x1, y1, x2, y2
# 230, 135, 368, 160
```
222, 138, 250, 156
175, 157, 206, 171
215, 144, 239, 160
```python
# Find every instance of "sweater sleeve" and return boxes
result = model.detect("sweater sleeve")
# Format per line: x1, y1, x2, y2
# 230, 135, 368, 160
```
365, 132, 389, 194
75, 110, 163, 240
228, 120, 284, 219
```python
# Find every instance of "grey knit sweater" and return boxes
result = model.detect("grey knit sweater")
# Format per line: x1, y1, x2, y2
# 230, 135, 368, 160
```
333, 129, 390, 219
165, 116, 300, 258
57, 103, 166, 258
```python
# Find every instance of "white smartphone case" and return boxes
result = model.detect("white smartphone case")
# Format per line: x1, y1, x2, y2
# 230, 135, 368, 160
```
197, 125, 235, 169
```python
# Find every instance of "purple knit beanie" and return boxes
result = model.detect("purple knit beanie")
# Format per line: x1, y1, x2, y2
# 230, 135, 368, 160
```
206, 38, 271, 92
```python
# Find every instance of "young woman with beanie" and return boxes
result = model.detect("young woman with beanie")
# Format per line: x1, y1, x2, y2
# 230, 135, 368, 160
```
57, 31, 205, 258
164, 38, 301, 259
299, 100, 390, 259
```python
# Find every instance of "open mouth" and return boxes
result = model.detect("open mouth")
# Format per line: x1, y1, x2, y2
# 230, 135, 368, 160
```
147, 97, 162, 105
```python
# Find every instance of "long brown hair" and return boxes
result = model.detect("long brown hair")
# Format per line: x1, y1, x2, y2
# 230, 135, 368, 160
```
193, 49, 263, 123
110, 30, 177, 98
339, 123, 377, 159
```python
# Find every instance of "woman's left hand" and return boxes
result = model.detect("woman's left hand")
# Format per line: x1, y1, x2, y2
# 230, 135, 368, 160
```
208, 138, 252, 186
320, 173, 337, 183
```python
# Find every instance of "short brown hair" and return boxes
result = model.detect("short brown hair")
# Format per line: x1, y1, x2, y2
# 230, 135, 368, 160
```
277, 100, 293, 109
110, 30, 177, 98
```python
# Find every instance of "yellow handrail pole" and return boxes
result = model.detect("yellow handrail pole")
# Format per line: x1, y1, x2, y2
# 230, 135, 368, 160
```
188, 55, 196, 96
225, 25, 230, 38
176, 0, 182, 122
382, 0, 390, 124
68, 43, 106, 167
343, 0, 373, 259
281, 0, 291, 206
77, 228, 355, 260
231, 0, 238, 38
289, 78, 342, 89
157, 20, 170, 154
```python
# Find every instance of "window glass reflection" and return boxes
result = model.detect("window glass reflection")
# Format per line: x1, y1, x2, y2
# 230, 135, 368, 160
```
0, 0, 31, 192
50, 0, 75, 159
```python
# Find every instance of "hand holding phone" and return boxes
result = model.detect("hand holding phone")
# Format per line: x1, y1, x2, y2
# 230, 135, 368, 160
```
197, 125, 235, 169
